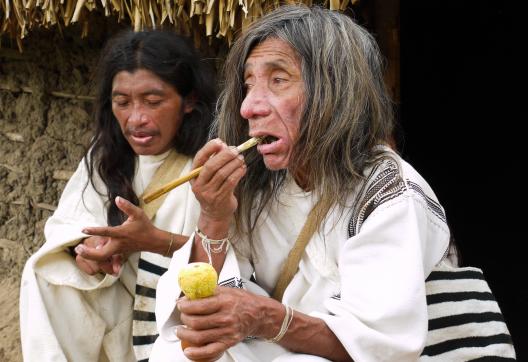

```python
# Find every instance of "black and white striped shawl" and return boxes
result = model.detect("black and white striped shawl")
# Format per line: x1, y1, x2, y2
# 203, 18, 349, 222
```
346, 156, 516, 360
132, 252, 170, 362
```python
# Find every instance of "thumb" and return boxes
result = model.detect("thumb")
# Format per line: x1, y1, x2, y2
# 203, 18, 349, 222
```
112, 254, 123, 275
115, 196, 142, 221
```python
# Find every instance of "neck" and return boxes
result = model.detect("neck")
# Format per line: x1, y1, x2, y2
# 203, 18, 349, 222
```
138, 149, 172, 161
292, 167, 311, 191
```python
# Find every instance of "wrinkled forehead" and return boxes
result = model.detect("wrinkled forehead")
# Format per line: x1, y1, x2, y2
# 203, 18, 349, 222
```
243, 37, 302, 73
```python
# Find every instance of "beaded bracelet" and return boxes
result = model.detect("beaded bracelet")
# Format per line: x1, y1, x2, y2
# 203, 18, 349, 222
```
267, 304, 294, 343
195, 226, 230, 264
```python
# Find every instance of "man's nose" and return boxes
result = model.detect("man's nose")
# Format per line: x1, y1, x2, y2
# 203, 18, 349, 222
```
128, 104, 148, 125
240, 86, 271, 120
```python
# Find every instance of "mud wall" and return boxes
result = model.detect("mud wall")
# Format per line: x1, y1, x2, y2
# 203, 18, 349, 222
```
0, 20, 121, 361
0, 29, 105, 274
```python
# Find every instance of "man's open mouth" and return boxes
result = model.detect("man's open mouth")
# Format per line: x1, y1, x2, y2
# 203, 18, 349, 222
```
261, 135, 279, 144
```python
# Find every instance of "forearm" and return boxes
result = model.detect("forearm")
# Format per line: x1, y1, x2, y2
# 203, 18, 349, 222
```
257, 296, 353, 362
281, 311, 352, 361
146, 227, 188, 256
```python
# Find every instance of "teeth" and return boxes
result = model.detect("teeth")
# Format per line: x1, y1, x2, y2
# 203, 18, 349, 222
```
263, 136, 278, 144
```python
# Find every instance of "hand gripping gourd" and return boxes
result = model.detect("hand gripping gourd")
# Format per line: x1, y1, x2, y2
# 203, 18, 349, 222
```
178, 262, 220, 361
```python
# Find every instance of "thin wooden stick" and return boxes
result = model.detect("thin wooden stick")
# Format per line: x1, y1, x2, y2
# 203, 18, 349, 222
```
142, 137, 262, 203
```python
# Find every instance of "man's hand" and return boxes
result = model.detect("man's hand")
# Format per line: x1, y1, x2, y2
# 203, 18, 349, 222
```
74, 236, 121, 275
191, 139, 247, 227
75, 196, 174, 274
176, 286, 266, 361
189, 139, 247, 269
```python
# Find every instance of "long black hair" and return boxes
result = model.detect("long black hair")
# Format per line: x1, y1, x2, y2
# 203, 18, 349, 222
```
85, 30, 216, 226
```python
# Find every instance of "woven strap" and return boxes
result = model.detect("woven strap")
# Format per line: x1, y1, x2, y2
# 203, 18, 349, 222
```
272, 201, 324, 301
138, 150, 189, 219
132, 150, 189, 362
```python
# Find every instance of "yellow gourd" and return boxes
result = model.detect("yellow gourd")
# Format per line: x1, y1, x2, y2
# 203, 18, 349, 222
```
178, 262, 218, 361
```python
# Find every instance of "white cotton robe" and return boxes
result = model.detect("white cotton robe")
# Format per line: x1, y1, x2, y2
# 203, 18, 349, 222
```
20, 151, 200, 362
152, 149, 451, 362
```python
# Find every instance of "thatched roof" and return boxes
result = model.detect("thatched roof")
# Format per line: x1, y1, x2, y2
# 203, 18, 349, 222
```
1, 0, 359, 50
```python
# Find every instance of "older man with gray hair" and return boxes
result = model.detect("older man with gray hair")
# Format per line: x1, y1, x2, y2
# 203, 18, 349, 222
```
152, 5, 451, 362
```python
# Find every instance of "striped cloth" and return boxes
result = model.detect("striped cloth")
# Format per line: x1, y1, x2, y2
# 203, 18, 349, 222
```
132, 252, 171, 362
132, 150, 189, 361
420, 263, 516, 361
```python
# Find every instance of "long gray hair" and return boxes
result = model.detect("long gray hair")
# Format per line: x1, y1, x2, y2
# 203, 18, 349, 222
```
214, 5, 394, 234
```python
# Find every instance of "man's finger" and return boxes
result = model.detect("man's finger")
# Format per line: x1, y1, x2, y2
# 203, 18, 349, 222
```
75, 242, 119, 261
207, 155, 246, 193
194, 148, 241, 192
112, 254, 123, 275
192, 139, 227, 170
76, 255, 100, 275
183, 340, 227, 362
177, 294, 221, 315
82, 226, 117, 238
99, 261, 116, 275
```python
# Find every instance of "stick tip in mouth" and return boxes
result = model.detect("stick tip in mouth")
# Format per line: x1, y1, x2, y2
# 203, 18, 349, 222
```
237, 136, 263, 152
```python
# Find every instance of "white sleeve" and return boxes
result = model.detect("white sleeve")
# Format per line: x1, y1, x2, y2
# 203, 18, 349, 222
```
312, 192, 449, 362
31, 158, 118, 290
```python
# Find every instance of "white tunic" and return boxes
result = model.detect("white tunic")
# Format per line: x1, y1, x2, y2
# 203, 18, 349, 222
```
153, 149, 450, 361
19, 152, 200, 362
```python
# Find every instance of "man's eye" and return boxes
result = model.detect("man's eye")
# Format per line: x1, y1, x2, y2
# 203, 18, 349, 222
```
113, 99, 129, 107
271, 77, 289, 88
243, 83, 254, 94
146, 99, 162, 106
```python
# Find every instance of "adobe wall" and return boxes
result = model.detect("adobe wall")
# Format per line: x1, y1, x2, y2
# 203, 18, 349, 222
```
0, 22, 114, 360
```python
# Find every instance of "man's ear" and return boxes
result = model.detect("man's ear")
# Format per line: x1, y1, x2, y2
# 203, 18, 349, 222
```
183, 93, 197, 114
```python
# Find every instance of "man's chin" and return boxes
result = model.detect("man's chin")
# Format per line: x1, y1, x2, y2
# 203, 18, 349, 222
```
130, 144, 162, 156
262, 156, 289, 171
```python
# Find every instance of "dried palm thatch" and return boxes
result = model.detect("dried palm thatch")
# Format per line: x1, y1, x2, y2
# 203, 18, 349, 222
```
0, 0, 359, 51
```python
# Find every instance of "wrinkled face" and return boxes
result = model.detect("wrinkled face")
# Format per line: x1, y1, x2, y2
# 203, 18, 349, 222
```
241, 37, 305, 170
111, 69, 193, 155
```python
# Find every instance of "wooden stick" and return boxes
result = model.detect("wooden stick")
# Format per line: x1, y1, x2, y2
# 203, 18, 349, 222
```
142, 137, 262, 203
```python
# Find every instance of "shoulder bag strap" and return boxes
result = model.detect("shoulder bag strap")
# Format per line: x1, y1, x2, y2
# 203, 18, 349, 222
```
272, 201, 325, 301
139, 150, 189, 220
